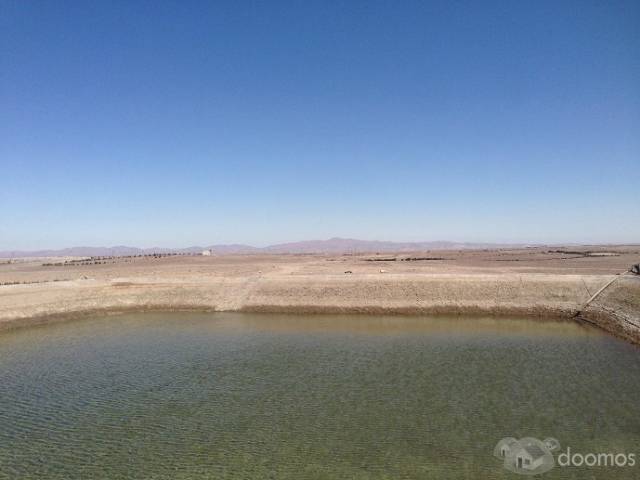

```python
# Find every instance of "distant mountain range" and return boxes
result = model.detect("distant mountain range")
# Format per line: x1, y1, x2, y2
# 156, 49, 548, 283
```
0, 237, 526, 258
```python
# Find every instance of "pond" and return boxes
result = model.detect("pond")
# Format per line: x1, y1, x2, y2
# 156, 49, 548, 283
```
0, 313, 638, 479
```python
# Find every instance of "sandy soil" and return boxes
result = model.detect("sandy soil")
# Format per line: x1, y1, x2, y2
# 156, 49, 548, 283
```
1, 246, 639, 343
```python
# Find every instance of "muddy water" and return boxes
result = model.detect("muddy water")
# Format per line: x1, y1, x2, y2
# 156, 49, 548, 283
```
0, 313, 638, 479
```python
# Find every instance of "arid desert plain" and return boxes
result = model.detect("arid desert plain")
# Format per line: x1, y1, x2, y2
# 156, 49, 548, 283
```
1, 245, 639, 344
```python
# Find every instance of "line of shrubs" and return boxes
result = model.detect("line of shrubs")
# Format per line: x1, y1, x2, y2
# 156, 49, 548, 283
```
1, 279, 66, 286
41, 252, 198, 267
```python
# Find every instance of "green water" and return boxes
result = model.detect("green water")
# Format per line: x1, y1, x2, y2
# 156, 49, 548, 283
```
0, 313, 638, 479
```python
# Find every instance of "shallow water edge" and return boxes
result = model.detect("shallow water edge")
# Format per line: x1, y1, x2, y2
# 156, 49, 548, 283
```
1, 302, 638, 348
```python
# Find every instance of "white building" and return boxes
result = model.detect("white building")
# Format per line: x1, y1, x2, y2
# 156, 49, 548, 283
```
494, 437, 552, 474
201, 249, 212, 256
514, 443, 546, 471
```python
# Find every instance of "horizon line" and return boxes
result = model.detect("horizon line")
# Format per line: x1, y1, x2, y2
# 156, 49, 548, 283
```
2, 237, 639, 257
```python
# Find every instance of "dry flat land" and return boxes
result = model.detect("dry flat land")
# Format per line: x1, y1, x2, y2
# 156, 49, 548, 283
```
1, 246, 639, 343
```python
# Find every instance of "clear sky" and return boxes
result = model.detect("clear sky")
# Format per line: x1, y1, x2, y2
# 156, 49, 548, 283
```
1, 1, 639, 249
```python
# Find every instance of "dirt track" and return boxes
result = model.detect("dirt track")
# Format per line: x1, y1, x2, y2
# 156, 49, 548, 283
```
1, 246, 639, 343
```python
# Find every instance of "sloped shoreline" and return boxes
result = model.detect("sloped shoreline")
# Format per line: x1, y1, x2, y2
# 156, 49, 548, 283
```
1, 273, 637, 345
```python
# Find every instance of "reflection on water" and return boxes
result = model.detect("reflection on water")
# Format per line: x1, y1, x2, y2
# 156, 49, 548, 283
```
211, 313, 604, 336
0, 313, 638, 479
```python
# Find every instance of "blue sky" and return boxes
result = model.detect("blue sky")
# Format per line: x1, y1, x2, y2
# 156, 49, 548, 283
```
1, 1, 639, 249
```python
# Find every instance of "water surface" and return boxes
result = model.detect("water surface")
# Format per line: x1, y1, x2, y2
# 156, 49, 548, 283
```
0, 313, 638, 479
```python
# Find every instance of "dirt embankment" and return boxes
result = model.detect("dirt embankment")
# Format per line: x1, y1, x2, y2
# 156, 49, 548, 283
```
0, 247, 638, 344
580, 275, 640, 344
